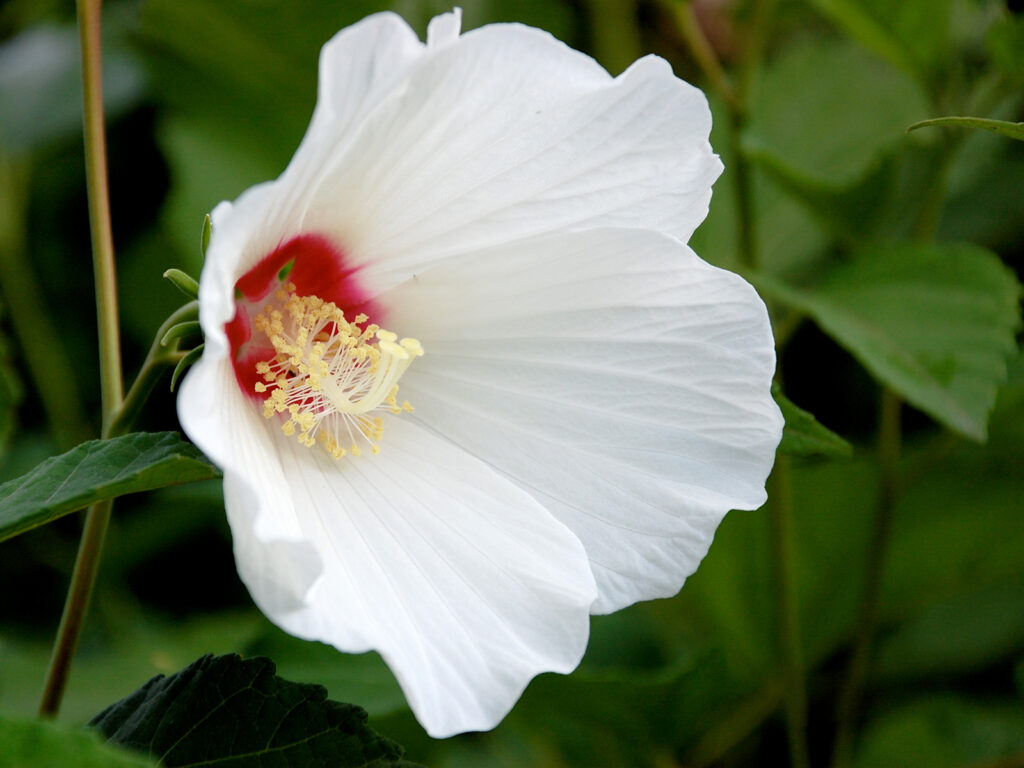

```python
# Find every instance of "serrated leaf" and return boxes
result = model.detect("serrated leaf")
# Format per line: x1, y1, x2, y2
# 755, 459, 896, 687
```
908, 116, 1024, 142
773, 384, 852, 458
0, 718, 156, 768
89, 654, 418, 768
245, 625, 410, 719
755, 243, 1022, 441
0, 431, 220, 543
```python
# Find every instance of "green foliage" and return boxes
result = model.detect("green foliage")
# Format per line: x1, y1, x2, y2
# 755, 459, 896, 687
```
756, 243, 1022, 441
0, 718, 156, 768
855, 697, 1024, 768
774, 384, 853, 458
246, 627, 410, 720
90, 654, 418, 768
0, 0, 1022, 766
0, 432, 219, 543
745, 38, 927, 187
803, 0, 951, 85
909, 115, 1024, 141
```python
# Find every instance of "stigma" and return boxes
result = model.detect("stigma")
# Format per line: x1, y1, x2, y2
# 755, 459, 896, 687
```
252, 286, 423, 458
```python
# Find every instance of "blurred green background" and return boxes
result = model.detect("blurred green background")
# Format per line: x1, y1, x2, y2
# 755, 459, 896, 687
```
0, 0, 1022, 766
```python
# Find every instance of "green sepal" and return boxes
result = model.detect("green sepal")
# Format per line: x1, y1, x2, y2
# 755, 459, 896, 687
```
162, 268, 200, 300
170, 345, 204, 392
159, 320, 201, 348
200, 212, 212, 256
907, 116, 1024, 142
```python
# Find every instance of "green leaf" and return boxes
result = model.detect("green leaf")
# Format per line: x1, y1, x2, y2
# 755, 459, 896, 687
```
773, 384, 853, 458
746, 144, 897, 245
245, 625, 410, 719
0, 718, 156, 768
855, 696, 1024, 768
803, 0, 951, 83
908, 116, 1024, 142
0, 431, 220, 543
0, 610, 263, 725
987, 14, 1024, 86
89, 654, 418, 768
874, 575, 1024, 683
745, 38, 928, 187
755, 243, 1022, 441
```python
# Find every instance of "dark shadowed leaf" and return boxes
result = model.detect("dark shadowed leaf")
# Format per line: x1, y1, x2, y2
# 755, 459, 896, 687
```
89, 654, 418, 768
755, 243, 1021, 441
774, 384, 852, 458
855, 696, 1024, 768
0, 718, 156, 768
0, 431, 219, 543
874, 576, 1024, 683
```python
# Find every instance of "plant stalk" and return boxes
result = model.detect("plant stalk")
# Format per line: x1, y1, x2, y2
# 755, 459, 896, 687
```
831, 388, 902, 768
39, 0, 123, 719
769, 453, 810, 768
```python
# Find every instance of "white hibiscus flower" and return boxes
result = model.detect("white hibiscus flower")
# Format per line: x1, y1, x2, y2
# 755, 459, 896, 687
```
178, 9, 783, 738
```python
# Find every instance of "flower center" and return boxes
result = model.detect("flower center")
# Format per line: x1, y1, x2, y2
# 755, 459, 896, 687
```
226, 234, 422, 458
253, 286, 423, 458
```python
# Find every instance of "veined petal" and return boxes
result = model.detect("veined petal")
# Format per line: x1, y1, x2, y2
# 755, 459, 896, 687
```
193, 401, 597, 737
177, 354, 322, 615
193, 14, 720, 300
287, 19, 721, 291
383, 228, 783, 613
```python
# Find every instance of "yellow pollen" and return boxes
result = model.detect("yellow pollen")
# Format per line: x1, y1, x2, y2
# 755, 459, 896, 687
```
253, 291, 423, 459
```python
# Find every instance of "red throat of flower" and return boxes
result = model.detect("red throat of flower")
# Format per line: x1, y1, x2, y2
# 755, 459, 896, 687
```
226, 234, 382, 397
225, 234, 422, 458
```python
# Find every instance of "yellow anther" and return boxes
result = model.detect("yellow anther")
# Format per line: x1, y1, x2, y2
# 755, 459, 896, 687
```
251, 289, 423, 460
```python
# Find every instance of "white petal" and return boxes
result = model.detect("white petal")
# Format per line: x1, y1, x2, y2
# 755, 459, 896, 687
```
289, 22, 721, 291
194, 15, 720, 300
187, 12, 432, 297
383, 228, 783, 614
427, 9, 462, 48
235, 417, 596, 738
177, 356, 322, 616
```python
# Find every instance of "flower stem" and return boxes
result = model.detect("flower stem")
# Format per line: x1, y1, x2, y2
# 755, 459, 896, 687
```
831, 388, 902, 768
106, 302, 196, 439
39, 0, 123, 719
769, 453, 810, 768
665, 0, 739, 111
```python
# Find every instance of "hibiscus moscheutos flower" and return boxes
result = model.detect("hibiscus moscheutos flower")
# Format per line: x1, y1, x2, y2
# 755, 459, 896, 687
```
177, 8, 783, 738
